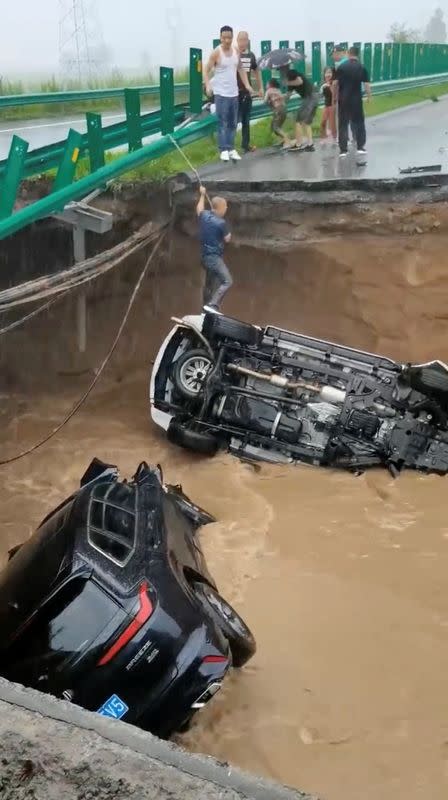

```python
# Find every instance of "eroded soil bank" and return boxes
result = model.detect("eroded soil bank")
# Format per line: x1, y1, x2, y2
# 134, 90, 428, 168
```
2, 187, 448, 800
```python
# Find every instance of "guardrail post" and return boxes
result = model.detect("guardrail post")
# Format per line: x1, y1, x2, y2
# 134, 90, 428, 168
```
311, 41, 322, 85
325, 41, 335, 67
86, 112, 105, 172
160, 67, 175, 136
279, 40, 289, 50
391, 43, 400, 80
401, 43, 410, 78
189, 48, 203, 114
339, 41, 348, 51
383, 43, 392, 80
125, 88, 143, 152
213, 39, 220, 49
261, 40, 272, 86
363, 43, 372, 76
373, 43, 383, 82
409, 43, 417, 77
52, 128, 83, 193
295, 41, 305, 57
353, 41, 361, 52
0, 135, 28, 220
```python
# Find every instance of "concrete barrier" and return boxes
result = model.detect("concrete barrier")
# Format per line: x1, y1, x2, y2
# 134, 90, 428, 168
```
0, 678, 317, 800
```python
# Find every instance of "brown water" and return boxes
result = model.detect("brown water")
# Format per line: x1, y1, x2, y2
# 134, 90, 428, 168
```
2, 227, 448, 799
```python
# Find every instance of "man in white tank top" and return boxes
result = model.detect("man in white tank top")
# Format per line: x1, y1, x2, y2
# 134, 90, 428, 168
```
204, 25, 253, 162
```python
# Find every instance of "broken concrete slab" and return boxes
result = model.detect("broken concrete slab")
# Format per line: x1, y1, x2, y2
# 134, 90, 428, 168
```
0, 678, 316, 800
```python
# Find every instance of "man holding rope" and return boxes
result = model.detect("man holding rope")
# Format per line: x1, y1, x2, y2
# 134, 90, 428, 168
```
196, 185, 233, 311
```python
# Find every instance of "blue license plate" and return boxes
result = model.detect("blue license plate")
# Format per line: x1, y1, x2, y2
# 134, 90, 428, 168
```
97, 693, 129, 720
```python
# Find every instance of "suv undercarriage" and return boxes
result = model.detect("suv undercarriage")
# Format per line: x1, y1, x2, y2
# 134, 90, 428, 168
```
150, 312, 448, 476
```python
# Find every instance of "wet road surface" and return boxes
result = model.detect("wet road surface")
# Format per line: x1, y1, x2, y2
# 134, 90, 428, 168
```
201, 97, 448, 183
0, 108, 162, 160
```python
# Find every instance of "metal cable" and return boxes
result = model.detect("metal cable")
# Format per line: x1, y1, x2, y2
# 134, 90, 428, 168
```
0, 228, 167, 466
0, 222, 162, 312
0, 294, 66, 336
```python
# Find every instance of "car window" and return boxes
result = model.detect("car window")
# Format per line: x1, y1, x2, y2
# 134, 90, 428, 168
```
88, 482, 137, 566
3, 577, 121, 689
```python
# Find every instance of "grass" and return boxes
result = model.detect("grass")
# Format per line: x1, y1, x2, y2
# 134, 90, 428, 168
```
92, 80, 448, 186
0, 69, 189, 122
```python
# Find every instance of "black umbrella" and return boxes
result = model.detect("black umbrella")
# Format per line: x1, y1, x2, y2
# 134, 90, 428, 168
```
257, 48, 305, 70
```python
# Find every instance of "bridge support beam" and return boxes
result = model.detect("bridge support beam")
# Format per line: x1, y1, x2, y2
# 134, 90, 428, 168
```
54, 201, 113, 353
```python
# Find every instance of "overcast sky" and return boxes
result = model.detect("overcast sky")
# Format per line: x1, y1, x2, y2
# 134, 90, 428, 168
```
0, 0, 438, 75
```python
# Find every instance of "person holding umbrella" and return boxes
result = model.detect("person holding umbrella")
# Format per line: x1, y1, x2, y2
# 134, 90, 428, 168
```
258, 48, 318, 151
285, 69, 319, 151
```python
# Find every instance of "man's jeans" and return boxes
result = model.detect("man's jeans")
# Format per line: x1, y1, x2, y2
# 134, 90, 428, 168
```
215, 95, 238, 152
238, 92, 253, 151
202, 254, 233, 308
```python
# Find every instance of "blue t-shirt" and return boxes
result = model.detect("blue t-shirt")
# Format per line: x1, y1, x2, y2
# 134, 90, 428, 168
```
199, 210, 228, 258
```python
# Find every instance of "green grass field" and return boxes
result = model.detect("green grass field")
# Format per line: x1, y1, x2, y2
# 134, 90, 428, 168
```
0, 70, 189, 122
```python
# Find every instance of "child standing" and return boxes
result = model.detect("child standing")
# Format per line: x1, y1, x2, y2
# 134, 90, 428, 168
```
320, 67, 337, 142
264, 79, 291, 148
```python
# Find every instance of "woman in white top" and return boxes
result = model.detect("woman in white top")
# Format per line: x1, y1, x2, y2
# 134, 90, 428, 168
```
204, 25, 253, 162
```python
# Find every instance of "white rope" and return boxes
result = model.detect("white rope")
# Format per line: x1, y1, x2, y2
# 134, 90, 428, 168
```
168, 134, 212, 207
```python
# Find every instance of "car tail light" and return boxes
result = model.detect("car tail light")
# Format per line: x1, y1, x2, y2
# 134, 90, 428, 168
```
98, 582, 153, 666
202, 655, 228, 664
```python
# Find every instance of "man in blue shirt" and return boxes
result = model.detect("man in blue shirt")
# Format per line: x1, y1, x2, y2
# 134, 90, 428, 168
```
196, 185, 233, 310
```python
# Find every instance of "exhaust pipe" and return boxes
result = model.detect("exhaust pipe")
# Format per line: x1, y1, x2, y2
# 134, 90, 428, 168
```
227, 364, 346, 404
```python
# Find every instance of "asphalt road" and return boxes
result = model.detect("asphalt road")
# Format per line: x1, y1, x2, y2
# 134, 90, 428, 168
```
2, 97, 447, 181
200, 97, 448, 183
0, 108, 163, 160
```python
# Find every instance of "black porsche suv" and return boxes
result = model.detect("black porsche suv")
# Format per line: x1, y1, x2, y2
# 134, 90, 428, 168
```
150, 310, 448, 476
0, 459, 256, 737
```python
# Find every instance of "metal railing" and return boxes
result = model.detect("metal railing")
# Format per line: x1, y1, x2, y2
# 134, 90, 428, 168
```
0, 84, 189, 111
0, 42, 447, 239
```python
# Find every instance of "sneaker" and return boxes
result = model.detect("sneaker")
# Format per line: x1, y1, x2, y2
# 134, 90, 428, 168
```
220, 150, 230, 162
203, 304, 221, 314
304, 144, 315, 152
229, 149, 241, 161
339, 151, 348, 158
357, 148, 367, 155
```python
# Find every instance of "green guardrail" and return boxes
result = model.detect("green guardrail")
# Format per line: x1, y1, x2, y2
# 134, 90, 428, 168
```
1, 39, 448, 237
0, 84, 189, 111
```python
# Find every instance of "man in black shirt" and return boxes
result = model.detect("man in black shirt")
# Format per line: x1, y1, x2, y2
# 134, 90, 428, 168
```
334, 46, 371, 157
286, 69, 319, 151
237, 31, 264, 153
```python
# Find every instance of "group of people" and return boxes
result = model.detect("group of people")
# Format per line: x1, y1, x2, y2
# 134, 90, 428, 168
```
203, 28, 372, 159
197, 29, 372, 312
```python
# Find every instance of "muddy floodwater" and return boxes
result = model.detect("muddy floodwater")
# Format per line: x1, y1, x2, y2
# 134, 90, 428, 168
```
2, 207, 448, 800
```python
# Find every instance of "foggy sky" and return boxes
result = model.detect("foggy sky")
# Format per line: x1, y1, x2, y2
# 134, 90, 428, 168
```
1, 0, 436, 75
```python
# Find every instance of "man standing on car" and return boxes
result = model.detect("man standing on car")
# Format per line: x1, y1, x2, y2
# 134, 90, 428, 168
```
196, 186, 233, 311
236, 31, 264, 153
334, 45, 371, 158
203, 26, 254, 162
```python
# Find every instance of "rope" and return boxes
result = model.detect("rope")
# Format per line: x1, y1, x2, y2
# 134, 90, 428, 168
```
0, 228, 167, 466
168, 134, 212, 207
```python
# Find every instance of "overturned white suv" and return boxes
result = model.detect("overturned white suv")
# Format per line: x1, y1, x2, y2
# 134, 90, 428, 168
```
150, 311, 448, 476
